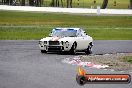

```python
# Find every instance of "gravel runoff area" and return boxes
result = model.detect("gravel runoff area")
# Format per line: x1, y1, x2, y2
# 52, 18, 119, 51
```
80, 53, 132, 71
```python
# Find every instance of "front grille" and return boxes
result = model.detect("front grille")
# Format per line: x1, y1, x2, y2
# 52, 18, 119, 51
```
49, 41, 60, 45
48, 46, 61, 51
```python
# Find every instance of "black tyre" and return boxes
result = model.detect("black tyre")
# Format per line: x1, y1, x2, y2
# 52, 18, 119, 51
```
85, 43, 93, 55
41, 50, 47, 53
70, 42, 77, 55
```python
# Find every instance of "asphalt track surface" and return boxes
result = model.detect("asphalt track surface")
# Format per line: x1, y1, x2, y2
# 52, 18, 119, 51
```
0, 40, 132, 88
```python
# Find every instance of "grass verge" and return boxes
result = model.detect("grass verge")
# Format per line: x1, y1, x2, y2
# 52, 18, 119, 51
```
0, 11, 132, 40
122, 56, 132, 64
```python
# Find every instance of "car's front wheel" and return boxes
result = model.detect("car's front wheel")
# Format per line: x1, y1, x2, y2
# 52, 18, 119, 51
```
70, 42, 77, 55
41, 50, 47, 53
85, 42, 93, 55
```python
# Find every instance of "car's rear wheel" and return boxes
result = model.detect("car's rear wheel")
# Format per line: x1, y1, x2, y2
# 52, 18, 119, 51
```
70, 42, 77, 55
85, 42, 93, 55
41, 50, 47, 53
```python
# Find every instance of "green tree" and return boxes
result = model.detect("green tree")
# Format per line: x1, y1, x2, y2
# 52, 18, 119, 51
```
67, 0, 72, 8
130, 0, 132, 9
21, 0, 25, 6
29, 0, 34, 6
101, 0, 108, 9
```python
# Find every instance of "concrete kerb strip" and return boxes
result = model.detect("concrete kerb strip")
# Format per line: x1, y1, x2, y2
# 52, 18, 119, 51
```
62, 54, 132, 73
62, 56, 109, 69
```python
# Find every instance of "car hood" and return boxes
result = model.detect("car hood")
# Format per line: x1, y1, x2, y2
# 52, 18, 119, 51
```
40, 37, 75, 42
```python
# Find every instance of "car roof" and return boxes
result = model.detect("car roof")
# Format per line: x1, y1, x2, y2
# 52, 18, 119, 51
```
54, 28, 81, 31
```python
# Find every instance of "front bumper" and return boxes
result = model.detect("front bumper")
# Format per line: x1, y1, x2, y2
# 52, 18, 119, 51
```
39, 44, 71, 52
47, 46, 63, 51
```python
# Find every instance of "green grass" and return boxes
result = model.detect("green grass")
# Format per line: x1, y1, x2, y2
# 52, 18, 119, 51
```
122, 56, 132, 64
0, 11, 132, 40
0, 27, 51, 40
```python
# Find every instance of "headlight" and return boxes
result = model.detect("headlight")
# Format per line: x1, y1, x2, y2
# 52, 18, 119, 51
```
39, 41, 47, 45
39, 41, 42, 44
65, 41, 69, 48
39, 41, 43, 46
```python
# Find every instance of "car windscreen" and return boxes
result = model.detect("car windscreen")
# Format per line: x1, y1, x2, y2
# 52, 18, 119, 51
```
51, 29, 77, 37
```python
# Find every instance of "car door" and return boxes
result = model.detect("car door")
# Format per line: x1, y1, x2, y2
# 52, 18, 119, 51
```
80, 31, 89, 49
76, 30, 87, 50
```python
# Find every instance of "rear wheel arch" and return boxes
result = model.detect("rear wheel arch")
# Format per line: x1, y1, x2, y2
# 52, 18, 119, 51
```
89, 42, 93, 46
85, 42, 93, 55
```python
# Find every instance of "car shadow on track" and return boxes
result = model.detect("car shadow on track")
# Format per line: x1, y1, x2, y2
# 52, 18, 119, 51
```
41, 52, 86, 55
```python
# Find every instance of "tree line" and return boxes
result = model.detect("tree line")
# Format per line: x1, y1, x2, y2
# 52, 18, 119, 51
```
102, 0, 132, 9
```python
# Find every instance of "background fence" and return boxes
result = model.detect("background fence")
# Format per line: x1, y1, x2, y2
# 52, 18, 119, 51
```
0, 0, 130, 9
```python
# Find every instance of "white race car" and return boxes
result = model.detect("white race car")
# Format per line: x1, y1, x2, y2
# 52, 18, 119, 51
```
39, 28, 93, 54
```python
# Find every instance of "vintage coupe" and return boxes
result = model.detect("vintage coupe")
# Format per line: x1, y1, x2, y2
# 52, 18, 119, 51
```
39, 28, 93, 54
